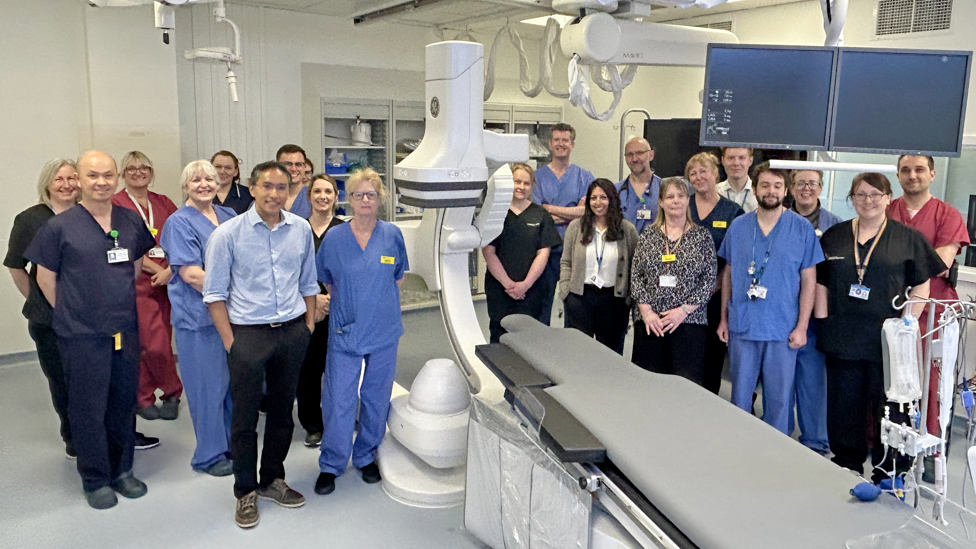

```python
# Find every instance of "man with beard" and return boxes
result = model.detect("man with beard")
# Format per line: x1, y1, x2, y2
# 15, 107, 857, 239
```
616, 137, 661, 236
717, 162, 823, 435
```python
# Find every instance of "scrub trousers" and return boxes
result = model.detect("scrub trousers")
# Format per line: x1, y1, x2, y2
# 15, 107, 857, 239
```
227, 318, 310, 498
825, 356, 912, 481
296, 315, 330, 436
632, 323, 707, 386
564, 285, 629, 352
537, 246, 562, 327
29, 321, 72, 448
319, 343, 398, 476
702, 291, 727, 394
135, 290, 183, 408
728, 336, 798, 435
788, 322, 830, 453
174, 326, 232, 470
58, 330, 139, 492
485, 278, 545, 343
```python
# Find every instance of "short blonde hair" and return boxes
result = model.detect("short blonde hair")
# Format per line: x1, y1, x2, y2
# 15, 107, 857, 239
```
180, 160, 218, 194
510, 162, 535, 185
346, 167, 388, 202
685, 152, 720, 180
37, 158, 77, 206
308, 174, 339, 214
120, 151, 155, 185
650, 177, 693, 232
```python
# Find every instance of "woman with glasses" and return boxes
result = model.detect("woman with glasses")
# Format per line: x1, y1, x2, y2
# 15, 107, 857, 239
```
312, 168, 407, 496
296, 175, 345, 448
687, 152, 744, 394
559, 178, 639, 351
112, 151, 183, 421
159, 160, 237, 476
631, 177, 717, 384
482, 163, 562, 343
5, 158, 79, 458
815, 172, 944, 481
210, 150, 253, 214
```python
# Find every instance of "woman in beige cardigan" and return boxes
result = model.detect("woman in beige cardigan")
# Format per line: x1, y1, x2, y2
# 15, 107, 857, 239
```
559, 178, 639, 352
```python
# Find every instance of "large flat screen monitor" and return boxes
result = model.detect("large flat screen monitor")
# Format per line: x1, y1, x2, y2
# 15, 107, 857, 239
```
830, 48, 972, 156
700, 44, 837, 151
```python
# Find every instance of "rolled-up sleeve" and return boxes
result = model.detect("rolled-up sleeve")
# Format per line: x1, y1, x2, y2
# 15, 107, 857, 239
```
202, 224, 233, 304
298, 225, 320, 297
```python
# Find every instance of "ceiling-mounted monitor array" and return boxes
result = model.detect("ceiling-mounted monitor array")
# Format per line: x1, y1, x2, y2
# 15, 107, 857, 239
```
700, 44, 972, 157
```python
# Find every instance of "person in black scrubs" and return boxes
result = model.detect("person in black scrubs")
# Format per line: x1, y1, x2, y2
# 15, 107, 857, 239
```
297, 174, 345, 447
211, 150, 253, 215
5, 158, 79, 458
815, 172, 944, 481
26, 150, 156, 510
686, 152, 744, 394
482, 163, 561, 342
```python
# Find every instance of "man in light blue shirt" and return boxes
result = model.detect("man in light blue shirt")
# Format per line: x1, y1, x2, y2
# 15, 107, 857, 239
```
616, 136, 661, 236
532, 123, 593, 325
203, 160, 318, 529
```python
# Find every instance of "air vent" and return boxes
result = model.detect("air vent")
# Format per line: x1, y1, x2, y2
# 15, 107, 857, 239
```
876, 0, 952, 36
695, 21, 733, 32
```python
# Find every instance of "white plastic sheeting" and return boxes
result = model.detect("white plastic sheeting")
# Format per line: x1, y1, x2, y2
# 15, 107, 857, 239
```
883, 315, 923, 404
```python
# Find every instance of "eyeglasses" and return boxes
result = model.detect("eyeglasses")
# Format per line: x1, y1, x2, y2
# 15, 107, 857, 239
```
351, 191, 379, 202
624, 150, 650, 159
124, 165, 152, 174
53, 175, 79, 185
281, 161, 305, 169
793, 181, 821, 189
852, 192, 888, 203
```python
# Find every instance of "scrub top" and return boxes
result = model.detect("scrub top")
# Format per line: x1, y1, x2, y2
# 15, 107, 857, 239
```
690, 195, 744, 271
791, 200, 843, 237
25, 204, 156, 338
889, 196, 969, 306
718, 209, 824, 341
317, 220, 409, 356
213, 183, 254, 215
159, 204, 237, 330
310, 215, 345, 294
816, 220, 945, 362
484, 203, 562, 321
111, 190, 179, 299
4, 203, 57, 325
616, 174, 662, 235
288, 187, 312, 219
532, 164, 594, 238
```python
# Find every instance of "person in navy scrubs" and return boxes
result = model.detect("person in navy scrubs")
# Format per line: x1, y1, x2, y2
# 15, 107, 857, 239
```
27, 150, 156, 510
210, 150, 253, 215
313, 168, 408, 496
5, 158, 78, 458
159, 160, 236, 476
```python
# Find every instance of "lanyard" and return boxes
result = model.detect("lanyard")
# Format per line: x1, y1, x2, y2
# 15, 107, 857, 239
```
662, 222, 685, 266
749, 219, 778, 285
595, 229, 608, 270
125, 190, 155, 230
852, 218, 887, 285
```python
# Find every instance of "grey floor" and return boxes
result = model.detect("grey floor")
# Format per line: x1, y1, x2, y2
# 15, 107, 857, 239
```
2, 302, 974, 549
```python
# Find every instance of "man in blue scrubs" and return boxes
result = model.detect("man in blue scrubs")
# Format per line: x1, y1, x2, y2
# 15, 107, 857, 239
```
717, 163, 823, 435
532, 123, 593, 325
27, 150, 156, 509
616, 137, 661, 236
203, 160, 318, 528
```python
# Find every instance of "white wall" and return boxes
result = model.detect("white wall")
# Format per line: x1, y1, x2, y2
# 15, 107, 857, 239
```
0, 1, 181, 356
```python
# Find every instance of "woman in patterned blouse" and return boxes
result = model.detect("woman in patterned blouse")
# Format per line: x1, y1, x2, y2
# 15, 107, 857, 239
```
630, 177, 717, 385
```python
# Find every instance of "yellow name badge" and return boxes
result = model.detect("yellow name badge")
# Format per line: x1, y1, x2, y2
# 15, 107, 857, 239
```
661, 254, 677, 263
149, 227, 158, 236
712, 221, 727, 228
113, 332, 122, 351
381, 256, 395, 265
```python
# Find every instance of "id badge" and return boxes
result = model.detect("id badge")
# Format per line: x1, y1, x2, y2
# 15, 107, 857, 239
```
712, 221, 727, 228
849, 284, 870, 300
637, 209, 652, 220
147, 246, 165, 258
659, 275, 677, 288
107, 247, 129, 264
661, 254, 677, 263
747, 284, 768, 300
588, 274, 606, 288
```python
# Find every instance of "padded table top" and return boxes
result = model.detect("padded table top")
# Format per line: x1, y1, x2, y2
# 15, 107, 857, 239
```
498, 315, 913, 549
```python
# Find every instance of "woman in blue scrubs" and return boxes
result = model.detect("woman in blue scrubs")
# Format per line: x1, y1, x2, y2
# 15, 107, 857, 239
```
159, 160, 237, 476
313, 168, 408, 495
